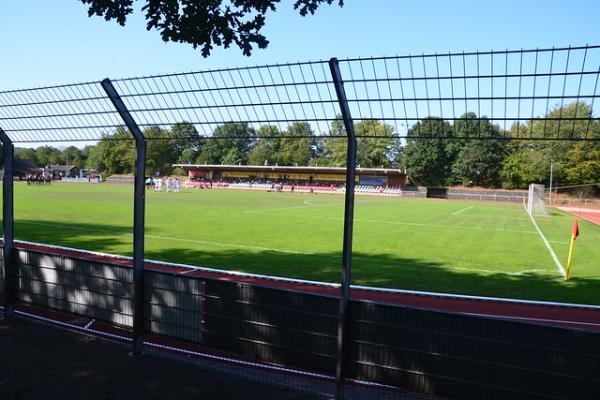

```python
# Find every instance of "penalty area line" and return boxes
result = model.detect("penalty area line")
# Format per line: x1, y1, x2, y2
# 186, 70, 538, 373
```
452, 206, 475, 216
524, 206, 566, 278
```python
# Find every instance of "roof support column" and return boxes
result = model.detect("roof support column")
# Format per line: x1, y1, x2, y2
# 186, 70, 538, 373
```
329, 58, 357, 400
101, 79, 147, 355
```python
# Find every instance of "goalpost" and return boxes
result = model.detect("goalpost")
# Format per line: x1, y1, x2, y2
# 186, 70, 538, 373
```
527, 183, 548, 216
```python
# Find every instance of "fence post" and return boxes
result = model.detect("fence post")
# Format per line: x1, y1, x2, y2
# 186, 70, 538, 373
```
329, 58, 357, 400
0, 128, 15, 320
101, 79, 147, 355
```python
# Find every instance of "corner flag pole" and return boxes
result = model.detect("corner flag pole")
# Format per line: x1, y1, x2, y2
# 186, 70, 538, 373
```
565, 219, 579, 280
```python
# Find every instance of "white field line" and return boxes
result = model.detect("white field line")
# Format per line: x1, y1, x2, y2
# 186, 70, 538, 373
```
462, 312, 600, 328
18, 221, 547, 277
452, 206, 475, 215
325, 217, 538, 235
524, 206, 566, 278
242, 199, 382, 214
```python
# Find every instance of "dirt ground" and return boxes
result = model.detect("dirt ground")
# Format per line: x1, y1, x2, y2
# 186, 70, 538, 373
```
0, 317, 320, 400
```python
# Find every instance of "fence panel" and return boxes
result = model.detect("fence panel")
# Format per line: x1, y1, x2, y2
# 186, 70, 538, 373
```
16, 249, 133, 327
5, 244, 600, 399
202, 279, 340, 374
144, 270, 204, 342
346, 300, 600, 400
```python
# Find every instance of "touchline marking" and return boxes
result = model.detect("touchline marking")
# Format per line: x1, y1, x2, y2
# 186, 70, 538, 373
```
524, 206, 566, 278
452, 206, 475, 215
17, 221, 553, 276
463, 312, 600, 328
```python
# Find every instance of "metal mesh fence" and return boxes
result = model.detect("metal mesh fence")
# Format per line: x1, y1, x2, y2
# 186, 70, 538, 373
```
1, 45, 600, 400
4, 244, 600, 399
337, 46, 600, 140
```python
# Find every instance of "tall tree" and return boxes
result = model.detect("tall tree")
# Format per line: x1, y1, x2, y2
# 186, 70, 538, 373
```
315, 117, 347, 167
34, 146, 62, 167
61, 146, 86, 169
196, 123, 255, 164
278, 122, 317, 166
402, 118, 453, 186
452, 113, 506, 187
86, 128, 135, 175
317, 118, 399, 168
80, 0, 343, 56
248, 125, 283, 165
144, 127, 178, 176
499, 102, 597, 189
354, 119, 399, 168
170, 122, 202, 162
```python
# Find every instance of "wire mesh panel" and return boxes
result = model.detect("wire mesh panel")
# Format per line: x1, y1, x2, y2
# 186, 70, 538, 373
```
337, 46, 600, 140
0, 82, 126, 143
110, 62, 342, 140
16, 248, 134, 327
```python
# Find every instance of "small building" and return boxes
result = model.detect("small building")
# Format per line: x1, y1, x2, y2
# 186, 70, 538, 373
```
173, 164, 406, 187
44, 164, 77, 179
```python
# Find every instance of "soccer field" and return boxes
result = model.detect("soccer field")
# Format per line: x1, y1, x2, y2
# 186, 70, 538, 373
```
4, 183, 600, 305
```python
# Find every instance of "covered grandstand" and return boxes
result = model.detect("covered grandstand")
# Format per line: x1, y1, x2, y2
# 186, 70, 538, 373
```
174, 163, 406, 188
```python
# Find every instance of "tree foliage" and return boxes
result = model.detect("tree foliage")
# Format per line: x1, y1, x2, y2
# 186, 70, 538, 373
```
80, 0, 343, 56
12, 101, 598, 188
196, 122, 255, 165
402, 118, 453, 186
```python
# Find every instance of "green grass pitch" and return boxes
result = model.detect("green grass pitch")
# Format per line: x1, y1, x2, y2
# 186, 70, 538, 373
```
4, 183, 600, 305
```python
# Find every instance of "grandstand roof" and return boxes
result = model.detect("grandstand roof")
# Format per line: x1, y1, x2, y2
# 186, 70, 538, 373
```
173, 164, 405, 176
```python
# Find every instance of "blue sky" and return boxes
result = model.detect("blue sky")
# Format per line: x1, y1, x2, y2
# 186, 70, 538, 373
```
1, 0, 600, 90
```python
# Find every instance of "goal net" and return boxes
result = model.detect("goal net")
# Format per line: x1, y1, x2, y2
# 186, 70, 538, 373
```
527, 184, 548, 216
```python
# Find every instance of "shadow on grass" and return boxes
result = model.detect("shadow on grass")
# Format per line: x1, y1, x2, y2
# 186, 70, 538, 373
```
9, 219, 600, 400
9, 219, 600, 305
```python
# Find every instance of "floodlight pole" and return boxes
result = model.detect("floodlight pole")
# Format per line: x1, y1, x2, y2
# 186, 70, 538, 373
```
329, 58, 357, 400
101, 79, 147, 355
0, 128, 15, 320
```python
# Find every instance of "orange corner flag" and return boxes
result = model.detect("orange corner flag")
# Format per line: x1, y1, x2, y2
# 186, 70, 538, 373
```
572, 219, 579, 239
565, 219, 580, 280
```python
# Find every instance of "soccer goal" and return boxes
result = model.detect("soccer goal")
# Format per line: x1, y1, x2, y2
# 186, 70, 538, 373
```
527, 183, 548, 216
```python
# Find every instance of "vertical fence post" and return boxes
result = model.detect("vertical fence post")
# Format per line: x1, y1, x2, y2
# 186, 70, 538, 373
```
329, 58, 357, 400
0, 128, 15, 320
101, 79, 147, 355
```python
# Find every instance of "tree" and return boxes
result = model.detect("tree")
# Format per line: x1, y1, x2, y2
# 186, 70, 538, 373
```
248, 125, 283, 165
317, 118, 399, 168
15, 148, 37, 163
562, 142, 600, 185
196, 122, 255, 164
80, 0, 343, 56
402, 118, 453, 186
86, 128, 135, 175
170, 122, 202, 157
144, 127, 178, 175
34, 146, 62, 167
451, 113, 506, 187
278, 122, 317, 166
61, 146, 86, 169
315, 118, 347, 167
499, 102, 598, 189
354, 119, 399, 168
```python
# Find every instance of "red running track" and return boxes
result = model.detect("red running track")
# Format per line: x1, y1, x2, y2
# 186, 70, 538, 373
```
9, 239, 600, 332
556, 206, 600, 226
